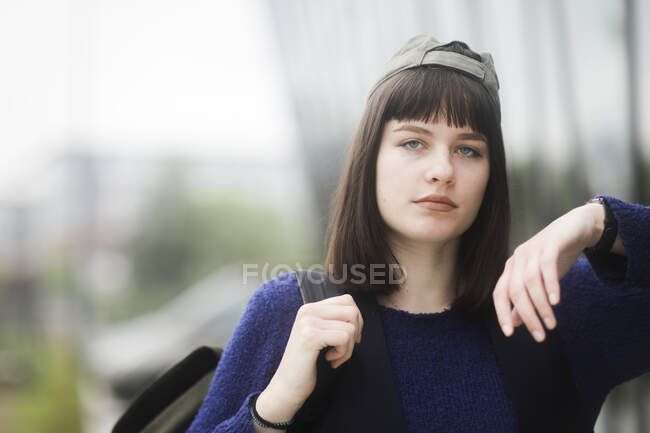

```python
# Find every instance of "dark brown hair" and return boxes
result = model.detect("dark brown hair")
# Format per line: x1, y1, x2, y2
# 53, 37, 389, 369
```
324, 42, 510, 313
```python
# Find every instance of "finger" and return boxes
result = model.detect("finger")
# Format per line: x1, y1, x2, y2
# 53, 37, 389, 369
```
317, 319, 357, 356
317, 318, 356, 337
523, 257, 557, 331
356, 309, 364, 343
330, 331, 356, 368
493, 260, 514, 337
305, 304, 359, 325
511, 287, 546, 342
317, 329, 351, 357
316, 293, 356, 305
318, 321, 357, 368
511, 306, 522, 327
334, 295, 363, 342
540, 252, 561, 306
510, 260, 546, 342
337, 294, 363, 342
313, 294, 363, 342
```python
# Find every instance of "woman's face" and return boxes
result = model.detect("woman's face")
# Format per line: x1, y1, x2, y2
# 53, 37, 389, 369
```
376, 118, 490, 246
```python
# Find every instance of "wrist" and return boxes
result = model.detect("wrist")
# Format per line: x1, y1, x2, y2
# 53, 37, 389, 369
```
583, 202, 606, 249
256, 381, 303, 425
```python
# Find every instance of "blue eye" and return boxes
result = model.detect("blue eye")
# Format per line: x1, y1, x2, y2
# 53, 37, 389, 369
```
400, 140, 423, 150
458, 146, 481, 158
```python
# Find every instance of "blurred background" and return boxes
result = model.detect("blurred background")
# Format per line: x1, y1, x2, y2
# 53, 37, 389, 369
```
0, 0, 649, 432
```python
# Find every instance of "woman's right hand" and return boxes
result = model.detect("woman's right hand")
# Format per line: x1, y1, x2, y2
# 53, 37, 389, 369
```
259, 293, 364, 413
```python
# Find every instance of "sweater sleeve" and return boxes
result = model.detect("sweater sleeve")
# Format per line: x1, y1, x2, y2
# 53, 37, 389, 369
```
186, 272, 303, 433
553, 195, 650, 423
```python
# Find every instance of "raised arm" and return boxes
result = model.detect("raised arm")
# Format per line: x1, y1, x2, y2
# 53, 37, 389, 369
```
552, 195, 650, 423
491, 195, 642, 342
492, 195, 649, 424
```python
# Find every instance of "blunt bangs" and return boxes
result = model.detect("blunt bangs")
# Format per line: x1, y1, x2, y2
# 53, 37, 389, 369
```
377, 67, 498, 141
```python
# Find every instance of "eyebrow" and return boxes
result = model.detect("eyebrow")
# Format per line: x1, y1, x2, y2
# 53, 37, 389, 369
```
393, 125, 487, 143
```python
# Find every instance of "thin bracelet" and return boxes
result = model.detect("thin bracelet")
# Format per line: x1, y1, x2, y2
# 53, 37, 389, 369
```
249, 393, 296, 429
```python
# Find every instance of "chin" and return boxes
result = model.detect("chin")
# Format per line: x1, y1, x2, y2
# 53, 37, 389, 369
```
406, 229, 456, 243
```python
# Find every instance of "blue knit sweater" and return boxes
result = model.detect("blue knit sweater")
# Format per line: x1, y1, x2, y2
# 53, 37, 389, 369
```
186, 195, 650, 432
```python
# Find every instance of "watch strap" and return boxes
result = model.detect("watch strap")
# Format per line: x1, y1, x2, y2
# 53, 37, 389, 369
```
583, 196, 618, 256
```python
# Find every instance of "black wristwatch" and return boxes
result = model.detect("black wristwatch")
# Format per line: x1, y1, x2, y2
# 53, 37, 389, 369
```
583, 196, 618, 256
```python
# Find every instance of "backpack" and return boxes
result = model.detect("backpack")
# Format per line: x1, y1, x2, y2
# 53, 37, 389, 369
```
111, 345, 222, 433
112, 269, 593, 433
111, 269, 335, 433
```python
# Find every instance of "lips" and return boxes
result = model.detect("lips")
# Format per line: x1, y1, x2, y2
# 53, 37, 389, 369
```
413, 194, 458, 208
415, 201, 456, 211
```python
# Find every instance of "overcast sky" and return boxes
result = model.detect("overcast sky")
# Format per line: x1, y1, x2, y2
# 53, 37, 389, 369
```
0, 0, 300, 203
0, 0, 648, 203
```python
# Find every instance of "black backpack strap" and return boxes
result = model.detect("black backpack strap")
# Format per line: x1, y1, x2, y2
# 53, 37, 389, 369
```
288, 269, 346, 432
112, 345, 222, 433
480, 301, 593, 433
289, 269, 409, 433
295, 268, 347, 302
321, 286, 409, 433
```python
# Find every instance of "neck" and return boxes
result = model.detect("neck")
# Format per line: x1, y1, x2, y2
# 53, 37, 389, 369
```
376, 234, 459, 314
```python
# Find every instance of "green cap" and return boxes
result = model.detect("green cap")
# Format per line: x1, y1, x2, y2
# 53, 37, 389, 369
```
367, 35, 501, 122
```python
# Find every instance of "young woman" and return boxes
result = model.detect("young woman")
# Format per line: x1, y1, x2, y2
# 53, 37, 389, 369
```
186, 35, 650, 432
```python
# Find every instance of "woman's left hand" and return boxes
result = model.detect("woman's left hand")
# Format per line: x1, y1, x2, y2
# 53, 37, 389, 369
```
492, 204, 599, 342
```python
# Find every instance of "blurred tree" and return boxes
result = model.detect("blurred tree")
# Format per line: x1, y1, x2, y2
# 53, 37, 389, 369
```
7, 339, 82, 433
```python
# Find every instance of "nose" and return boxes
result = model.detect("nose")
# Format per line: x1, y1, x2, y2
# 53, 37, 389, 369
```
424, 150, 455, 185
